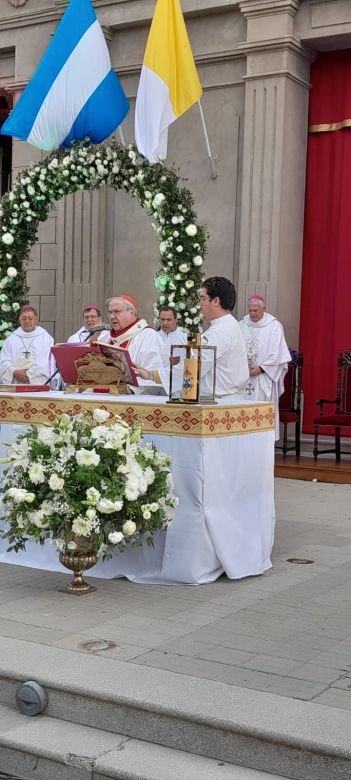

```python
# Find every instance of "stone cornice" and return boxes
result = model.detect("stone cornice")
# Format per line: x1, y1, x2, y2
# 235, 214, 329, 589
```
0, 0, 239, 33
3, 79, 27, 94
118, 47, 245, 77
239, 0, 300, 17
237, 35, 315, 61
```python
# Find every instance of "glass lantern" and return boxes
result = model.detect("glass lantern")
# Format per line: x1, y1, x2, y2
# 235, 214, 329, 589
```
168, 332, 217, 404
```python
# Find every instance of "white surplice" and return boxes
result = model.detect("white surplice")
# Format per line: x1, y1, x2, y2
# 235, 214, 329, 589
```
0, 326, 54, 384
239, 313, 291, 438
200, 314, 250, 399
158, 327, 187, 366
157, 314, 249, 400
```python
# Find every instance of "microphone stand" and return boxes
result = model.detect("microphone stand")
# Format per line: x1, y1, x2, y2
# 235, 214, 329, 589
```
44, 325, 107, 387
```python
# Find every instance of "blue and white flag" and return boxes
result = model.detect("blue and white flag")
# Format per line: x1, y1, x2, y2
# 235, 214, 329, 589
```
1, 0, 129, 151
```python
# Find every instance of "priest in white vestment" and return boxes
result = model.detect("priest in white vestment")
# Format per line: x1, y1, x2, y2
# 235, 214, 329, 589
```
239, 295, 291, 439
134, 277, 249, 400
157, 306, 187, 366
0, 305, 53, 385
67, 304, 105, 343
98, 295, 165, 394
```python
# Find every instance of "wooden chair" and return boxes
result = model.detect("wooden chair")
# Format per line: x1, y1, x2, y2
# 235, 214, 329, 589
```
277, 350, 303, 457
313, 350, 351, 462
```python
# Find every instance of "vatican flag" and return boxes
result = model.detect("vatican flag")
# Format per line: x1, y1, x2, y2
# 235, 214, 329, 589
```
135, 0, 202, 163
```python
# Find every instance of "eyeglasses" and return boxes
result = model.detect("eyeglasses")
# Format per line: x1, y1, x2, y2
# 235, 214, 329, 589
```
108, 308, 128, 315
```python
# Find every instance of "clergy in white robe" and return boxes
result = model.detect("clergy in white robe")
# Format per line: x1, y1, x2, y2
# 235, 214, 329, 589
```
134, 277, 249, 400
158, 307, 187, 367
98, 295, 165, 394
239, 295, 291, 439
0, 305, 53, 385
67, 305, 106, 343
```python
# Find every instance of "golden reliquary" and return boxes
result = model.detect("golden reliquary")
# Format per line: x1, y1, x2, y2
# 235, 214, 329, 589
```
168, 332, 217, 404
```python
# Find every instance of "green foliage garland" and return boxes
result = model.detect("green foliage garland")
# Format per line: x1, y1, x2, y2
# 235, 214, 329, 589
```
0, 140, 207, 344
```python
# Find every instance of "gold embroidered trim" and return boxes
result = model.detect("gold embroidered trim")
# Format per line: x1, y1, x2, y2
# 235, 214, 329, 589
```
0, 394, 275, 438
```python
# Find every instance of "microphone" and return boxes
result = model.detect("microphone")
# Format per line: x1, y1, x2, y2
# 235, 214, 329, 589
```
45, 324, 109, 385
82, 323, 108, 341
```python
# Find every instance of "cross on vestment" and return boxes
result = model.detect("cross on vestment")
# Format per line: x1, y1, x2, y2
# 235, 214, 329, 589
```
246, 382, 255, 396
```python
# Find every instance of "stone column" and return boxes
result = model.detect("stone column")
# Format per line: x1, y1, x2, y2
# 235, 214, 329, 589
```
237, 0, 313, 345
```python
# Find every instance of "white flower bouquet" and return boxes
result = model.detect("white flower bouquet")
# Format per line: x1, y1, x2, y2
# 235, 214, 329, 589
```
0, 408, 178, 559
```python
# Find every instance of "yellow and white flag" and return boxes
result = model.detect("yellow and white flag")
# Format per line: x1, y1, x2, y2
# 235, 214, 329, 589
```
135, 0, 202, 163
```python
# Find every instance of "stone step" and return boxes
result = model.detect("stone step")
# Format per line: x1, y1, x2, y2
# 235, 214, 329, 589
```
0, 637, 350, 780
0, 705, 286, 780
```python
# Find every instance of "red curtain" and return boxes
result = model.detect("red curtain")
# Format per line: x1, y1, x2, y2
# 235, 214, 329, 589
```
300, 51, 351, 433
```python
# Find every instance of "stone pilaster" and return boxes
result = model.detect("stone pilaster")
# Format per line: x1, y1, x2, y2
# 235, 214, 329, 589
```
237, 0, 313, 345
55, 189, 107, 342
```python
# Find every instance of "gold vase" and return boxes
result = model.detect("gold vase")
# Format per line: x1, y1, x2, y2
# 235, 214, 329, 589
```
59, 543, 97, 595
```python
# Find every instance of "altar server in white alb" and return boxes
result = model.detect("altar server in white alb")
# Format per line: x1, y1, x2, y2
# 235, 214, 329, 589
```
198, 277, 249, 400
98, 295, 164, 394
239, 295, 291, 439
135, 277, 249, 400
158, 306, 187, 366
0, 305, 53, 385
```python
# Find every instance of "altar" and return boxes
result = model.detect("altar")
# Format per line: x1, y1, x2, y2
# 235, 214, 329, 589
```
0, 392, 275, 585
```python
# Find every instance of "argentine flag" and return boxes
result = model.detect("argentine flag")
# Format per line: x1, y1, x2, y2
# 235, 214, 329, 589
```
1, 0, 129, 151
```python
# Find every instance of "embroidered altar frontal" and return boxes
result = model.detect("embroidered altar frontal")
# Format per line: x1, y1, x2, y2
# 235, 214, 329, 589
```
0, 393, 274, 438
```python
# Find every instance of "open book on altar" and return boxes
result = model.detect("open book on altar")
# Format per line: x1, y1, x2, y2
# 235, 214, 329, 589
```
51, 342, 139, 387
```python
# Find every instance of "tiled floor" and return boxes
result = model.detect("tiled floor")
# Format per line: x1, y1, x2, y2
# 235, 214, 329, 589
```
1, 478, 351, 711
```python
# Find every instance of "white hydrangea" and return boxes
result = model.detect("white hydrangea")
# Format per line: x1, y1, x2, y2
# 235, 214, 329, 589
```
38, 427, 57, 447
145, 466, 155, 485
108, 531, 124, 544
7, 267, 17, 277
185, 279, 194, 289
5, 487, 30, 504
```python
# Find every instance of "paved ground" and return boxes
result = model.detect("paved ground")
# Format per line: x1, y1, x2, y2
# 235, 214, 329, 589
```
0, 478, 351, 712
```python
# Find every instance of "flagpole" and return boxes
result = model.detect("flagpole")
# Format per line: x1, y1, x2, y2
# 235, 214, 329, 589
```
197, 101, 217, 180
117, 125, 126, 146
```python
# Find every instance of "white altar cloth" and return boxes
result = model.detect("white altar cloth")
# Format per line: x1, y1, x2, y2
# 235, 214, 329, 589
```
0, 394, 275, 585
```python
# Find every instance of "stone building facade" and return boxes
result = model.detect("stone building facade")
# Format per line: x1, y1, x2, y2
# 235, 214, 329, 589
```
0, 0, 348, 343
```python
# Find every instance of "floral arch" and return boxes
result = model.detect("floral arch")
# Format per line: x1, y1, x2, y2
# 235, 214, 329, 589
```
0, 140, 207, 345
